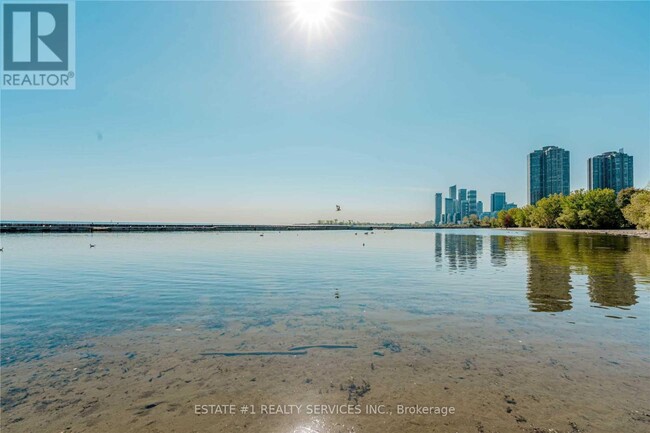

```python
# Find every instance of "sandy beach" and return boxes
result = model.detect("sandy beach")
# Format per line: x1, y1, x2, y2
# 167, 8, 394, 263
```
2, 311, 649, 433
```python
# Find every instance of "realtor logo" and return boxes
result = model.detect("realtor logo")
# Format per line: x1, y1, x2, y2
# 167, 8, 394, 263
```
2, 1, 75, 89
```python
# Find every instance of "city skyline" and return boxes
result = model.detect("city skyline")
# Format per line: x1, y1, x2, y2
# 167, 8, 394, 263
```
436, 146, 639, 224
1, 1, 649, 224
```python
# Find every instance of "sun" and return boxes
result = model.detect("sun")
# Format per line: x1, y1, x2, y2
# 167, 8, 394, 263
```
289, 1, 338, 37
292, 0, 335, 25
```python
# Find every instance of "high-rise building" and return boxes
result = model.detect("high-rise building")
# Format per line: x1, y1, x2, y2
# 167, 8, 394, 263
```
468, 190, 477, 215
449, 185, 457, 201
588, 149, 633, 194
491, 192, 506, 213
460, 200, 469, 220
527, 146, 570, 204
446, 185, 460, 223
434, 193, 443, 225
477, 201, 483, 215
444, 198, 454, 224
458, 189, 467, 202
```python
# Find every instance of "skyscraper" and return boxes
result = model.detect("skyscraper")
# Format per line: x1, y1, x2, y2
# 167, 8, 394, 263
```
477, 201, 483, 215
467, 190, 477, 216
435, 193, 443, 225
447, 185, 459, 223
449, 185, 457, 201
460, 200, 469, 220
491, 192, 506, 213
527, 146, 570, 204
445, 198, 454, 224
588, 149, 633, 194
458, 188, 467, 221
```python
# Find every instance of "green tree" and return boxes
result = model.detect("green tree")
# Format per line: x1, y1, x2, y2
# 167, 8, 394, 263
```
579, 189, 623, 228
529, 194, 565, 228
497, 210, 515, 228
557, 190, 587, 229
557, 189, 622, 229
616, 187, 642, 209
622, 190, 650, 230
505, 207, 527, 228
515, 205, 533, 227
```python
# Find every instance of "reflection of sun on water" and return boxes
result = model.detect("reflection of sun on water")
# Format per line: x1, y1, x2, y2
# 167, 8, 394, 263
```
291, 418, 328, 433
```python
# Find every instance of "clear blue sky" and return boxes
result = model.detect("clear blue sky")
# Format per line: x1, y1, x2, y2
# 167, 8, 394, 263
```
2, 1, 649, 223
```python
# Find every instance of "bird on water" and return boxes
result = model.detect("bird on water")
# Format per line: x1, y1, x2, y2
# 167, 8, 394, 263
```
89, 244, 96, 248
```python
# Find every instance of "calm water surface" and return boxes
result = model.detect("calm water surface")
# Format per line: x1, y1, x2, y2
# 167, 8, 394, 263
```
1, 229, 649, 366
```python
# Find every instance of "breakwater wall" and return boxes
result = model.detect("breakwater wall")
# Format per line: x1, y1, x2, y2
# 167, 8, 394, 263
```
0, 223, 418, 234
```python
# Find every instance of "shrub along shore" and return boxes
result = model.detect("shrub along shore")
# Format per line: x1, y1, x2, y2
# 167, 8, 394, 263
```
462, 187, 650, 232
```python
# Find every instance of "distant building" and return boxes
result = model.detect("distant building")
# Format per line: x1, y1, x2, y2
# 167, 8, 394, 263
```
435, 193, 443, 225
468, 190, 477, 216
528, 146, 570, 204
490, 192, 506, 213
445, 198, 454, 224
460, 200, 469, 220
435, 185, 490, 224
588, 149, 633, 194
449, 185, 457, 201
505, 202, 517, 211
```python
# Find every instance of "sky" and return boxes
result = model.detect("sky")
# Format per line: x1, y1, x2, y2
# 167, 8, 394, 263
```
1, 0, 649, 224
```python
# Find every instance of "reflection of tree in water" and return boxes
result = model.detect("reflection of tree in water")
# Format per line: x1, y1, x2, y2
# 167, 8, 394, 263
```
527, 235, 572, 312
588, 271, 637, 307
490, 235, 507, 267
524, 233, 642, 311
433, 231, 644, 311
441, 233, 482, 271
584, 237, 638, 307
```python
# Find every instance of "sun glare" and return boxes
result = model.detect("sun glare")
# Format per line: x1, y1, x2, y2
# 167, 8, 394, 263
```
290, 0, 338, 38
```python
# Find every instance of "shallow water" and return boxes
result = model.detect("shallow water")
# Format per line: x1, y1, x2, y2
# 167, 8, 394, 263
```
1, 229, 649, 432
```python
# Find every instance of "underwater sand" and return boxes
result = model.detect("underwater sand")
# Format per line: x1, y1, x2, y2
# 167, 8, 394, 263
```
1, 230, 649, 432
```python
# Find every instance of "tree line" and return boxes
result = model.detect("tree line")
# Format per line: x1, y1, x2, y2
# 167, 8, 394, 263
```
488, 187, 650, 230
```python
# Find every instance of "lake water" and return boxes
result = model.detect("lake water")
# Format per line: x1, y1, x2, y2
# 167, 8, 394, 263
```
1, 229, 649, 433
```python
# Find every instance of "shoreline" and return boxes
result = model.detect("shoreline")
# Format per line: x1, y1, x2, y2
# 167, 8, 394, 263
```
0, 222, 401, 234
502, 226, 650, 239
0, 222, 475, 234
2, 222, 649, 238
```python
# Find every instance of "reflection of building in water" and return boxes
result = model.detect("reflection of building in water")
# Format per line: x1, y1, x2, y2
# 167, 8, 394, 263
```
490, 236, 507, 267
585, 236, 637, 307
435, 232, 640, 312
441, 233, 483, 271
434, 233, 442, 264
527, 236, 572, 312
525, 234, 640, 312
588, 271, 637, 307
